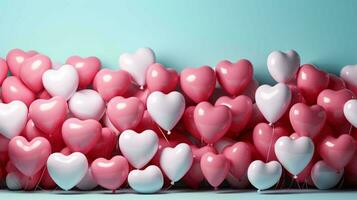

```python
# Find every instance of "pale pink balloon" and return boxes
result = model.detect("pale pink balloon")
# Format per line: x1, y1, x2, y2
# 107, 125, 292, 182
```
328, 73, 346, 90
93, 69, 131, 102
107, 96, 145, 131
182, 106, 201, 140
1, 76, 36, 107
223, 141, 252, 179
0, 58, 8, 85
29, 96, 68, 135
215, 59, 253, 96
62, 118, 102, 154
91, 155, 129, 191
66, 56, 101, 89
6, 49, 37, 77
87, 128, 117, 161
19, 54, 52, 93
194, 102, 232, 144
200, 152, 230, 188
146, 63, 179, 93
180, 66, 216, 103
8, 136, 51, 177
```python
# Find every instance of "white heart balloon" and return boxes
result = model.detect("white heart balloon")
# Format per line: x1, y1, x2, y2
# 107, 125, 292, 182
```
119, 129, 158, 169
42, 64, 79, 100
340, 65, 357, 88
160, 143, 193, 183
311, 160, 343, 190
344, 99, 357, 128
255, 83, 291, 124
119, 47, 155, 88
76, 167, 98, 191
147, 91, 185, 133
0, 101, 28, 139
247, 160, 282, 191
69, 89, 105, 120
128, 165, 164, 193
47, 152, 88, 191
267, 50, 300, 83
275, 136, 314, 177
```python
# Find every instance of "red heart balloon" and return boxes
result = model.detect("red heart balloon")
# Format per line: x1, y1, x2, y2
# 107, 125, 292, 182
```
200, 152, 230, 188
6, 49, 37, 77
345, 141, 357, 186
87, 128, 117, 160
66, 56, 101, 89
328, 73, 346, 91
1, 76, 36, 107
146, 63, 179, 93
0, 58, 8, 85
223, 141, 252, 179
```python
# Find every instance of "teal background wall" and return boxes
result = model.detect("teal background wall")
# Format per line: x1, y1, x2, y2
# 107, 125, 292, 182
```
1, 0, 357, 83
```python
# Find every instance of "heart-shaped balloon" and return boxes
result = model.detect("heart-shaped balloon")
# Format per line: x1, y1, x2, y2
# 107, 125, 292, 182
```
66, 56, 101, 89
146, 63, 179, 93
289, 103, 326, 138
69, 89, 105, 120
182, 106, 201, 140
318, 134, 356, 170
267, 50, 300, 83
194, 102, 232, 144
29, 96, 67, 134
107, 96, 145, 131
19, 54, 52, 93
297, 64, 329, 104
119, 47, 155, 88
223, 141, 252, 179
180, 66, 216, 103
275, 136, 314, 177
87, 128, 117, 160
42, 64, 79, 100
0, 101, 28, 139
6, 170, 41, 191
6, 48, 37, 77
91, 155, 129, 191
62, 118, 101, 154
76, 167, 98, 191
128, 165, 164, 193
160, 143, 193, 184
247, 160, 282, 191
119, 129, 158, 169
345, 147, 357, 186
216, 59, 253, 96
311, 160, 344, 189
344, 99, 357, 128
147, 91, 185, 133
200, 152, 230, 188
1, 76, 36, 107
93, 69, 131, 102
0, 58, 8, 85
255, 83, 292, 124
328, 74, 346, 91
340, 65, 357, 95
47, 152, 88, 191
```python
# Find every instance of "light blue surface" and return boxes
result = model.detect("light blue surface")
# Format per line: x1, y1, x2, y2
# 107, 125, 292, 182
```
1, 0, 357, 83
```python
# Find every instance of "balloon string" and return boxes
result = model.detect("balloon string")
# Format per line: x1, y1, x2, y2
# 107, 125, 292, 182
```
164, 182, 174, 191
348, 124, 353, 135
266, 123, 275, 162
34, 167, 46, 191
157, 124, 169, 143
338, 177, 344, 189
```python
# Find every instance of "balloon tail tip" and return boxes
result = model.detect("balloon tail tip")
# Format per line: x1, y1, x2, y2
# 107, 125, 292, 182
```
170, 181, 175, 185
293, 175, 298, 179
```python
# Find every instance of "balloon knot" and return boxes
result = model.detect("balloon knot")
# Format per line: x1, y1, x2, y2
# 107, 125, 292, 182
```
293, 175, 298, 179
140, 85, 144, 90
170, 181, 175, 185
167, 130, 171, 135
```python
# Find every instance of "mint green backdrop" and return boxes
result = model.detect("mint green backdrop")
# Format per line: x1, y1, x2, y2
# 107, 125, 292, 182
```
1, 0, 357, 84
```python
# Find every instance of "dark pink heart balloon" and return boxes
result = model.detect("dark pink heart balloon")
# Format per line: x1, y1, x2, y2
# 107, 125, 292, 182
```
345, 143, 357, 186
29, 96, 68, 134
297, 64, 329, 104
289, 103, 326, 138
180, 66, 216, 103
66, 56, 101, 89
328, 74, 346, 91
216, 59, 253, 96
91, 155, 129, 191
19, 54, 52, 93
107, 96, 145, 131
194, 102, 232, 144
223, 141, 252, 179
146, 63, 179, 93
8, 136, 51, 177
200, 152, 230, 188
6, 49, 37, 77
0, 58, 8, 85
87, 128, 117, 161
62, 118, 101, 154
1, 76, 36, 107
182, 106, 201, 140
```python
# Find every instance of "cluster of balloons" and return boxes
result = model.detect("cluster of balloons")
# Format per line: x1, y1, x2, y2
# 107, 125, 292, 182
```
0, 48, 357, 193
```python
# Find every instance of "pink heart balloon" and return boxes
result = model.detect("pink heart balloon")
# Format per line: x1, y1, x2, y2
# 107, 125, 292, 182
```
289, 103, 326, 138
215, 95, 253, 137
93, 69, 131, 102
66, 56, 101, 89
345, 144, 357, 186
1, 76, 36, 107
6, 49, 37, 77
0, 58, 8, 85
19, 54, 52, 93
182, 106, 201, 140
146, 63, 179, 93
200, 152, 230, 188
328, 74, 346, 91
216, 59, 253, 96
87, 128, 117, 161
297, 64, 329, 104
223, 141, 252, 179
8, 136, 51, 177
318, 134, 356, 170
91, 155, 129, 191
134, 110, 161, 133
107, 96, 145, 132
194, 102, 232, 144
29, 96, 68, 135
180, 66, 216, 103
62, 118, 101, 154
22, 119, 45, 140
